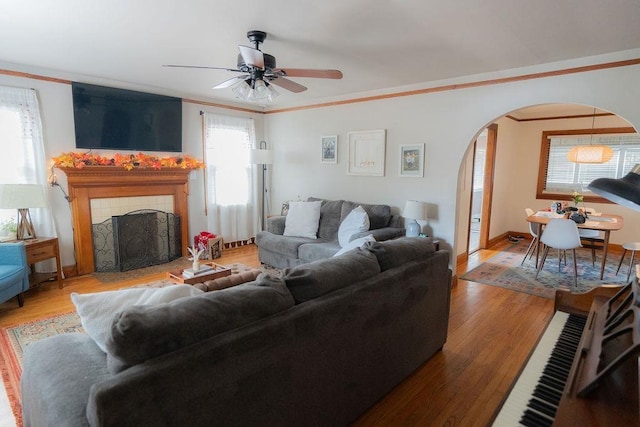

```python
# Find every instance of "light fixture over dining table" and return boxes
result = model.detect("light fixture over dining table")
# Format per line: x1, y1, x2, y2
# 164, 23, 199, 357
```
566, 107, 614, 164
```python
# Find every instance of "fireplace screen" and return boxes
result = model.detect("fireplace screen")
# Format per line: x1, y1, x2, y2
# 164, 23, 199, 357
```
92, 209, 181, 272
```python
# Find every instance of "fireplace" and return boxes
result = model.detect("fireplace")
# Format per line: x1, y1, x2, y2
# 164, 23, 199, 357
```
93, 210, 181, 272
59, 167, 195, 275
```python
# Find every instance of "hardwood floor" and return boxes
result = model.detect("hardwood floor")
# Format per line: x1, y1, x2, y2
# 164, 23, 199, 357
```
0, 241, 553, 426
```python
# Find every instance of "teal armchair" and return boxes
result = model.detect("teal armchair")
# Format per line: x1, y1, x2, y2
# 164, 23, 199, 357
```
0, 242, 29, 307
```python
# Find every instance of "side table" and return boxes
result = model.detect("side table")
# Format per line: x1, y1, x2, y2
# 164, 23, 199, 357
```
24, 237, 63, 289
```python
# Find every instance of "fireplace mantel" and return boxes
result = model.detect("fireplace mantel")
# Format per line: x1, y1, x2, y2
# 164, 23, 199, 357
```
60, 166, 195, 275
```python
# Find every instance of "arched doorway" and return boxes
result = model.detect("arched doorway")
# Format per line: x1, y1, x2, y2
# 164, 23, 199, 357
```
457, 103, 640, 259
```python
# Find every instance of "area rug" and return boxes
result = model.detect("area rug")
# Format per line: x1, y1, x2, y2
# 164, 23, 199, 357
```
460, 239, 628, 299
0, 312, 83, 427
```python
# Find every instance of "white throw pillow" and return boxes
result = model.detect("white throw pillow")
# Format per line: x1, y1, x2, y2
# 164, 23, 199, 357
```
338, 205, 370, 247
71, 285, 203, 353
283, 201, 322, 239
333, 234, 376, 257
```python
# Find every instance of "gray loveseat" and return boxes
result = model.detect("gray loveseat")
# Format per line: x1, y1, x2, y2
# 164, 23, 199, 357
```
256, 197, 406, 268
21, 237, 451, 427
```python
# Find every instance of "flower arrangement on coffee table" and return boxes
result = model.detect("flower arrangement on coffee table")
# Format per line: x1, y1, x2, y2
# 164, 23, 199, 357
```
52, 152, 204, 171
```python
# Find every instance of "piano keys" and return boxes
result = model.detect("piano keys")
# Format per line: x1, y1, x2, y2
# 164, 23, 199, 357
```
492, 311, 586, 426
492, 283, 639, 426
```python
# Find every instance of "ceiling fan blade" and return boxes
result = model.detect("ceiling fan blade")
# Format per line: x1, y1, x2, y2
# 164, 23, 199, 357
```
275, 68, 343, 79
238, 45, 264, 69
212, 75, 248, 89
163, 64, 241, 72
269, 77, 307, 93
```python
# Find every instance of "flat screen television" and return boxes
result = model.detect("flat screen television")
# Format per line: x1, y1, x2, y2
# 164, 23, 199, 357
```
72, 82, 183, 152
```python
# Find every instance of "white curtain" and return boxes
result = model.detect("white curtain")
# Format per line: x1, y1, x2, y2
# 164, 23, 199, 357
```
0, 86, 57, 239
203, 113, 259, 242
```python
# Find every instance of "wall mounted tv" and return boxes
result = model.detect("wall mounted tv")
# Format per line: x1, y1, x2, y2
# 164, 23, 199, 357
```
72, 82, 183, 152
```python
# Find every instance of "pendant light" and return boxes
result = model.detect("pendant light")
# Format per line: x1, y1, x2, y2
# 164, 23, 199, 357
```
567, 108, 614, 164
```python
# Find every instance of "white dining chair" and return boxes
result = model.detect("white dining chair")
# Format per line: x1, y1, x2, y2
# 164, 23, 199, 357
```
535, 218, 582, 287
521, 208, 539, 265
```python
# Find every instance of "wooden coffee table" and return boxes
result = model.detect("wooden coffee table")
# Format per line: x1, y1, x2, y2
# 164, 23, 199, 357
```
166, 262, 232, 285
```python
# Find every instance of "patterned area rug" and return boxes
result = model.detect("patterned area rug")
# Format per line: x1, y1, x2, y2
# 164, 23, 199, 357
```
460, 239, 628, 299
0, 312, 83, 427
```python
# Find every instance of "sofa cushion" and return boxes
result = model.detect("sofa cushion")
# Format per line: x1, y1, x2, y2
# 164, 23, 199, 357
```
284, 201, 322, 239
71, 285, 204, 353
307, 197, 344, 240
364, 236, 436, 271
283, 248, 380, 303
256, 231, 316, 258
341, 201, 391, 230
338, 205, 370, 247
105, 274, 294, 373
298, 241, 341, 262
334, 234, 376, 257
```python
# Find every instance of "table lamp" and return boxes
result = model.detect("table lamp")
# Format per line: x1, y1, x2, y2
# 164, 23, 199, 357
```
0, 183, 47, 240
403, 200, 427, 237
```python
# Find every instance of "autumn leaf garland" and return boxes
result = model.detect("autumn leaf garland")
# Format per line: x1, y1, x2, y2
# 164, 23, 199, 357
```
52, 152, 204, 171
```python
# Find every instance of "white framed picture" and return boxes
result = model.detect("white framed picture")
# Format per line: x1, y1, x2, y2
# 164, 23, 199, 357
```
399, 143, 424, 177
347, 129, 386, 176
321, 135, 338, 164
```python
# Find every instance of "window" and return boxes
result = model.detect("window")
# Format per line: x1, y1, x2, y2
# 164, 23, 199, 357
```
0, 86, 55, 239
537, 127, 640, 202
203, 113, 258, 243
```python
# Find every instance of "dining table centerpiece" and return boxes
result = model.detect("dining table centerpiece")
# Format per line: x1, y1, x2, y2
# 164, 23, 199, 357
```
571, 191, 584, 207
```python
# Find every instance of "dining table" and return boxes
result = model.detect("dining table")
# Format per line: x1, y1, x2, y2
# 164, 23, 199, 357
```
526, 211, 624, 280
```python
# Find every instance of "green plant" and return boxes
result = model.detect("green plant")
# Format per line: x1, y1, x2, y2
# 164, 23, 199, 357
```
571, 192, 584, 205
0, 217, 17, 234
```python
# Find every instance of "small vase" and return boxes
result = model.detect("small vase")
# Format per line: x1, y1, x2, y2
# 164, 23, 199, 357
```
192, 259, 200, 272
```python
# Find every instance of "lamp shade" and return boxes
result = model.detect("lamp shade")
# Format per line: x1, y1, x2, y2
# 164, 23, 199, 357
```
403, 200, 427, 221
249, 149, 274, 165
567, 145, 614, 164
0, 184, 47, 209
403, 200, 427, 237
588, 163, 640, 211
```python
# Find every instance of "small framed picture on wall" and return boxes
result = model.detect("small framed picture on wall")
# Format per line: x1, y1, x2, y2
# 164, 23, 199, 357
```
321, 135, 338, 164
399, 143, 424, 177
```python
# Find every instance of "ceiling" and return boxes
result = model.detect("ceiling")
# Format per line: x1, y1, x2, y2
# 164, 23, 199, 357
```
1, 1, 639, 109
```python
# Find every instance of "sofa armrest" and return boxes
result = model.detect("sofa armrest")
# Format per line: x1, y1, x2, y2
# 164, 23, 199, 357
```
351, 227, 405, 242
266, 216, 286, 235
0, 242, 27, 266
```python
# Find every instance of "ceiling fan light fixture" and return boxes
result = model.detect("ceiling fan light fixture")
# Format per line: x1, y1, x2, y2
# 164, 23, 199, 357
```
231, 78, 278, 103
231, 80, 252, 99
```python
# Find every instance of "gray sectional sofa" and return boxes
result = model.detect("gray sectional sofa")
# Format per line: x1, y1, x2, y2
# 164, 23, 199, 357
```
21, 237, 452, 427
256, 197, 406, 268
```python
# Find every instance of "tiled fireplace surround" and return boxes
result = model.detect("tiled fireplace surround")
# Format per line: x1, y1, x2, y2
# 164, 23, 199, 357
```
60, 167, 193, 275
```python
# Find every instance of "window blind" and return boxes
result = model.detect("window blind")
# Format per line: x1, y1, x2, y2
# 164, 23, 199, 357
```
545, 134, 640, 193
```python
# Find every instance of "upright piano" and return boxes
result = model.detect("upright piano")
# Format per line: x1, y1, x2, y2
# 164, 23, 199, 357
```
492, 278, 640, 426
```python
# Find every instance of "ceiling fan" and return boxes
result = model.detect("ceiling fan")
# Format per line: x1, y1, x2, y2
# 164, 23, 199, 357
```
163, 30, 343, 102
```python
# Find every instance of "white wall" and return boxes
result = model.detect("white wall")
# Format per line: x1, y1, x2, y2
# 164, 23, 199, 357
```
2, 51, 640, 269
266, 59, 640, 259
